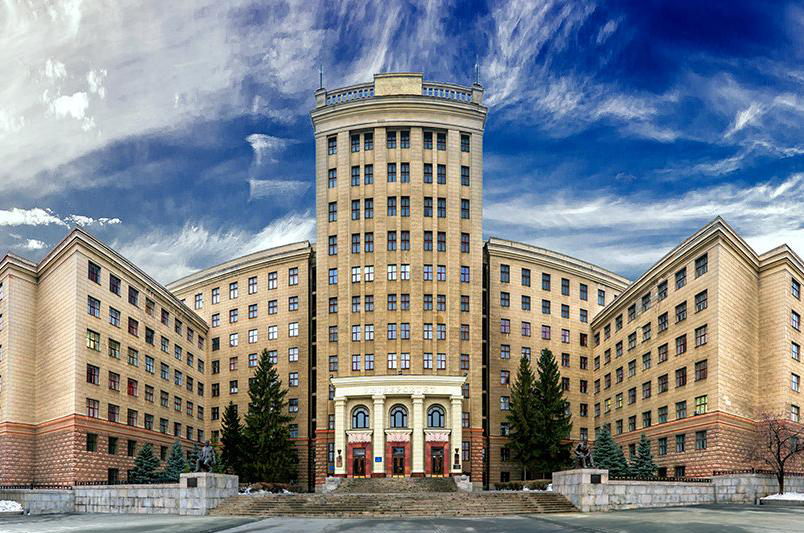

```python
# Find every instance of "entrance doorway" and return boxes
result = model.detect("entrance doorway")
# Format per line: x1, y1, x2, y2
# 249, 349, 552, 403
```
430, 446, 444, 476
392, 447, 405, 476
352, 447, 366, 477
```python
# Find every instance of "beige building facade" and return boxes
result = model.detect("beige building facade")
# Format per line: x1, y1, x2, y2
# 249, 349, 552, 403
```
1, 73, 803, 490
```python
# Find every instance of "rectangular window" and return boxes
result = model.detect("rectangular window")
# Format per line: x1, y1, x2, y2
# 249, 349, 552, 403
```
437, 132, 446, 150
461, 199, 470, 219
327, 168, 336, 188
128, 287, 139, 306
364, 132, 373, 150
327, 136, 337, 155
437, 164, 446, 184
423, 131, 433, 149
676, 267, 687, 289
328, 201, 337, 222
351, 134, 360, 153
461, 133, 470, 152
694, 395, 708, 415
695, 325, 707, 347
387, 162, 397, 182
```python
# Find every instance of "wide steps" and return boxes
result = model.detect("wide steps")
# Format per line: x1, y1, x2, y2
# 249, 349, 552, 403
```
211, 492, 576, 517
335, 477, 457, 493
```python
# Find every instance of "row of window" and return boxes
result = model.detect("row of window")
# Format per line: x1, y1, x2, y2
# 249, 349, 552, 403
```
329, 164, 473, 187
328, 130, 471, 155
500, 294, 591, 322
331, 352, 471, 372
593, 324, 708, 377
499, 265, 609, 305
327, 264, 473, 284
594, 358, 709, 395
192, 269, 300, 310
88, 261, 204, 347
499, 320, 587, 346
210, 298, 300, 326
86, 397, 203, 441
594, 254, 709, 346
210, 349, 300, 374
327, 322, 472, 343
210, 322, 301, 350
329, 293, 472, 314
86, 329, 205, 383
329, 232, 471, 255
86, 434, 199, 462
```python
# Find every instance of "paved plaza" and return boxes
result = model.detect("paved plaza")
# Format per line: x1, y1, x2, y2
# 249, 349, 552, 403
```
2, 506, 804, 533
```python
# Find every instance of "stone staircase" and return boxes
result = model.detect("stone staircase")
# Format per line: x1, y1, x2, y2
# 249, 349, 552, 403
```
210, 491, 577, 517
335, 476, 457, 493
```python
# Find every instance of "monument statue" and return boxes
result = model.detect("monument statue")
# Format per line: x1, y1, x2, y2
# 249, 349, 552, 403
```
574, 440, 594, 469
195, 441, 216, 472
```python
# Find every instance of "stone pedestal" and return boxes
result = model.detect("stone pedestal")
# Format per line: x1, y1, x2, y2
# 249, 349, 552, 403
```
551, 469, 609, 512
179, 472, 239, 516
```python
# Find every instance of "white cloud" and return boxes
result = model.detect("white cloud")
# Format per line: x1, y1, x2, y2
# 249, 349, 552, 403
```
245, 134, 293, 165
0, 208, 66, 227
596, 19, 618, 44
64, 214, 121, 227
47, 91, 89, 120
724, 102, 764, 138
86, 69, 107, 99
21, 239, 47, 250
115, 212, 315, 283
248, 179, 311, 200
485, 173, 804, 275
44, 58, 67, 80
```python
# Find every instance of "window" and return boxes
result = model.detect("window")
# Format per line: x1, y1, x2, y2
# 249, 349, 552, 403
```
87, 329, 101, 351
390, 405, 408, 428
211, 287, 220, 304
289, 372, 299, 387
676, 434, 686, 453
86, 364, 100, 385
695, 325, 707, 347
676, 400, 687, 419
792, 405, 800, 423
658, 406, 668, 424
351, 165, 360, 186
109, 274, 120, 295
694, 395, 708, 415
327, 136, 337, 155
328, 201, 337, 222
642, 381, 651, 399
424, 131, 433, 149
437, 132, 446, 150
461, 166, 470, 186
87, 296, 101, 318
437, 197, 446, 218
675, 366, 687, 387
696, 430, 708, 449
428, 405, 445, 428
437, 164, 447, 184
794, 342, 801, 362
352, 406, 369, 429
658, 312, 668, 332
127, 378, 138, 397
128, 287, 139, 306
86, 432, 98, 451
560, 328, 569, 343
676, 267, 687, 289
542, 325, 551, 340
658, 374, 668, 393
328, 268, 338, 285
88, 261, 101, 283
500, 345, 510, 359
794, 311, 801, 330
461, 199, 470, 219
695, 290, 708, 312
327, 168, 336, 188
695, 254, 708, 277
229, 282, 238, 299
437, 353, 446, 369
500, 396, 510, 410
461, 133, 470, 152
400, 162, 410, 183
598, 289, 606, 306
351, 134, 360, 152
694, 359, 708, 381
794, 278, 802, 299
364, 132, 373, 150
387, 162, 396, 182
793, 373, 800, 393
676, 334, 687, 355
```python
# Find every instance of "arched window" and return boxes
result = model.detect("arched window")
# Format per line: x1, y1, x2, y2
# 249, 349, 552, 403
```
427, 405, 445, 428
390, 405, 408, 428
352, 406, 369, 429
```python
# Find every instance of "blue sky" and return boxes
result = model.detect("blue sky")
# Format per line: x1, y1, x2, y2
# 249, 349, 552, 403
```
1, 0, 802, 282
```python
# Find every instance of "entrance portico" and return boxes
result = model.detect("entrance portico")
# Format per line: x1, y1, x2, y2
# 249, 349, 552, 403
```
332, 375, 465, 478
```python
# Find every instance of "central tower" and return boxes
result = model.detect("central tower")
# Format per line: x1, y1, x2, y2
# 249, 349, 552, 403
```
311, 73, 487, 486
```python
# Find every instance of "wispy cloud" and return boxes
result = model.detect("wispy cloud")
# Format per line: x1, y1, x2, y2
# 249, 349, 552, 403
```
0, 207, 121, 228
246, 134, 295, 165
115, 211, 315, 283
248, 179, 311, 200
485, 173, 804, 276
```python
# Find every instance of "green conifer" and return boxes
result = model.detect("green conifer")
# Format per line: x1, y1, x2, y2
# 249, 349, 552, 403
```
592, 427, 629, 476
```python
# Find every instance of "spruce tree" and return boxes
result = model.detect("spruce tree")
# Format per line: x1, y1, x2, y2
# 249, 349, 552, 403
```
630, 434, 658, 478
505, 354, 539, 479
187, 443, 201, 473
161, 440, 186, 482
220, 401, 245, 477
533, 348, 572, 477
243, 349, 298, 483
592, 427, 629, 475
129, 442, 160, 483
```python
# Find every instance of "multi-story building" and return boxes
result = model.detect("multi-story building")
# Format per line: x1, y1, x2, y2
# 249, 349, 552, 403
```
0, 230, 208, 484
166, 242, 315, 487
1, 73, 803, 490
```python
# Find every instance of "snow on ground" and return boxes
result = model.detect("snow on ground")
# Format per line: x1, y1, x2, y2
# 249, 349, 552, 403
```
763, 492, 804, 501
0, 500, 23, 512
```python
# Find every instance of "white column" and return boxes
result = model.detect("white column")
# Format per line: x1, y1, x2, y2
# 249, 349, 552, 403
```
412, 394, 425, 475
450, 396, 463, 474
334, 397, 347, 476
373, 395, 385, 475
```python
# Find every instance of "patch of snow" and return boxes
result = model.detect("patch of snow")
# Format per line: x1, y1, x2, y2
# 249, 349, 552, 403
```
546, 483, 553, 492
763, 492, 804, 501
0, 500, 23, 512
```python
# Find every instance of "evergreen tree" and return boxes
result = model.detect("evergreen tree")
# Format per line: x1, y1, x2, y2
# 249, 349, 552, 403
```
532, 348, 572, 477
243, 349, 298, 483
592, 427, 630, 475
630, 434, 658, 478
505, 354, 540, 479
161, 440, 186, 482
220, 401, 245, 477
128, 442, 160, 484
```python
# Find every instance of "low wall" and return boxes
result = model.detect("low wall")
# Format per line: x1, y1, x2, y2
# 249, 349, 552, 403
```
74, 483, 180, 514
0, 473, 238, 515
553, 469, 804, 512
0, 489, 74, 514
